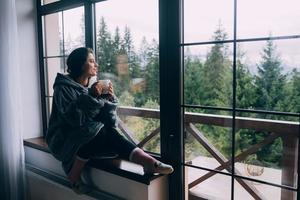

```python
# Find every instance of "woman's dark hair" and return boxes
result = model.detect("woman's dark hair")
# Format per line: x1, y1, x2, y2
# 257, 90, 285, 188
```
67, 47, 94, 78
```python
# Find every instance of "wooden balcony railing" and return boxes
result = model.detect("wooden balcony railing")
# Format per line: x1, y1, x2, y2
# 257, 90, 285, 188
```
117, 106, 299, 200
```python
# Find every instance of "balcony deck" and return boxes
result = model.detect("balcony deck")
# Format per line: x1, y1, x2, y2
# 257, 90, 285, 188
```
189, 156, 283, 200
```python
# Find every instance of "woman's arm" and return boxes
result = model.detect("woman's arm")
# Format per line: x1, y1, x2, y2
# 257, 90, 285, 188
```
54, 86, 105, 127
88, 81, 118, 103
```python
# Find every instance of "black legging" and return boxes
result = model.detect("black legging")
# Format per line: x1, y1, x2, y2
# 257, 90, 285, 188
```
77, 126, 136, 160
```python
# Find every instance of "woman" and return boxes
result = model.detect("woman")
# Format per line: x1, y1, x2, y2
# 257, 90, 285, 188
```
46, 47, 173, 194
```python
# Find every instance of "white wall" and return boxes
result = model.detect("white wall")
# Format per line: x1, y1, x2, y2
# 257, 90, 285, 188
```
16, 0, 43, 139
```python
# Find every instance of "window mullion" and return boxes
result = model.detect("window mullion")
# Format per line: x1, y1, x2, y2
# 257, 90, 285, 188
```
84, 1, 94, 48
159, 0, 184, 199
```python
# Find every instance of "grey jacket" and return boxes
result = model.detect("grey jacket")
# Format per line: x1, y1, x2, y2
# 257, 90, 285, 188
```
46, 73, 118, 174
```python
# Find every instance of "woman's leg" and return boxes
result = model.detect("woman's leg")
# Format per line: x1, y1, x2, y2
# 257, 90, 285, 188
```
67, 130, 111, 194
129, 147, 174, 174
68, 126, 173, 184
68, 156, 89, 184
67, 156, 92, 195
68, 129, 106, 184
105, 127, 174, 174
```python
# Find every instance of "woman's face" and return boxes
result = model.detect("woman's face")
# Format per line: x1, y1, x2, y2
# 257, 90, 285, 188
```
82, 53, 98, 77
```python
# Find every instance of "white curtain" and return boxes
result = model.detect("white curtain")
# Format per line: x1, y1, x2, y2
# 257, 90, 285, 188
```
0, 0, 26, 199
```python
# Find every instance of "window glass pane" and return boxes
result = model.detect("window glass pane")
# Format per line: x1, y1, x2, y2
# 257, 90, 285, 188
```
184, 44, 233, 108
63, 7, 85, 55
236, 39, 300, 113
95, 0, 159, 104
45, 57, 65, 96
95, 0, 160, 154
184, 108, 233, 173
43, 12, 63, 57
237, 0, 300, 39
234, 179, 297, 200
116, 115, 160, 154
42, 0, 60, 5
184, 0, 234, 43
234, 111, 299, 188
186, 167, 232, 199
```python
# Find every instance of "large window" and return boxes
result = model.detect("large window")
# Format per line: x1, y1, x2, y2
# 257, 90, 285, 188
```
37, 0, 300, 199
182, 0, 300, 199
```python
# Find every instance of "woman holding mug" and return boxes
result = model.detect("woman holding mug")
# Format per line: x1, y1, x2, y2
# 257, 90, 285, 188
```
46, 47, 173, 194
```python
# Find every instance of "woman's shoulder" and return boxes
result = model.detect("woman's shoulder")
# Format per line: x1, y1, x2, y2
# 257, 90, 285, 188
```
54, 74, 87, 93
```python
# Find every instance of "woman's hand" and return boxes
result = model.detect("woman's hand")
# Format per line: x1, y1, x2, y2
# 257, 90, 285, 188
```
91, 81, 103, 97
108, 82, 114, 96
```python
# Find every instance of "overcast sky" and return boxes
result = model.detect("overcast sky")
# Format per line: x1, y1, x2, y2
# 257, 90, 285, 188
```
63, 0, 300, 72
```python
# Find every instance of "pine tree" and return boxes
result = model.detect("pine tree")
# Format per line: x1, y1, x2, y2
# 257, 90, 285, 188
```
144, 39, 159, 103
236, 45, 256, 110
201, 24, 231, 108
138, 37, 150, 70
290, 69, 300, 113
112, 26, 122, 55
122, 26, 133, 58
184, 47, 204, 106
96, 17, 113, 76
255, 39, 287, 112
254, 39, 286, 167
121, 26, 141, 79
133, 38, 159, 106
111, 26, 123, 76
